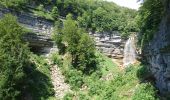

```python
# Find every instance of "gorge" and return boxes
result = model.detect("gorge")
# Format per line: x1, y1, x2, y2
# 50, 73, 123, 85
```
0, 0, 170, 99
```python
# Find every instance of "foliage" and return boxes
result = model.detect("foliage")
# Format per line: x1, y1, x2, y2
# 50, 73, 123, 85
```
0, 14, 55, 100
53, 14, 97, 73
132, 83, 158, 100
64, 69, 84, 90
62, 14, 80, 58
63, 93, 74, 100
51, 6, 59, 19
137, 0, 164, 48
62, 59, 159, 100
0, 14, 30, 99
76, 33, 96, 73
27, 54, 55, 100
52, 20, 66, 54
0, 15, 29, 100
0, 0, 27, 8
2, 0, 138, 38
51, 53, 63, 67
32, 4, 54, 20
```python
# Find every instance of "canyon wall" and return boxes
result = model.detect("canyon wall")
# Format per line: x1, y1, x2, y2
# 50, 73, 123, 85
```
89, 32, 125, 63
0, 7, 126, 59
0, 7, 54, 54
144, 0, 170, 94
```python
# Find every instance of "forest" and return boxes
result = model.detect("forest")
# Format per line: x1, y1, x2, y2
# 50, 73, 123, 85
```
0, 0, 169, 100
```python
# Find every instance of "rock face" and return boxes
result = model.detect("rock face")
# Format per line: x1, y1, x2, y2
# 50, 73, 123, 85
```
89, 32, 125, 61
23, 33, 54, 54
0, 7, 54, 54
144, 0, 170, 94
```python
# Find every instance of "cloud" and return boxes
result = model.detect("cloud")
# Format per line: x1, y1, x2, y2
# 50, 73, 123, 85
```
105, 0, 141, 10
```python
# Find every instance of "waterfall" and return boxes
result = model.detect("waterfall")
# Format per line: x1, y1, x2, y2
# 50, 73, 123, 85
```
123, 35, 136, 66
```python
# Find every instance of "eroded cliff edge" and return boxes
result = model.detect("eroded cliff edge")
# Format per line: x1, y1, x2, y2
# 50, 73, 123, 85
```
144, 0, 170, 94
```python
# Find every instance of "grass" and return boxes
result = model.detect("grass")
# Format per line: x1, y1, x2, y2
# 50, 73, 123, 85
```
32, 9, 54, 20
50, 51, 159, 100
96, 52, 120, 77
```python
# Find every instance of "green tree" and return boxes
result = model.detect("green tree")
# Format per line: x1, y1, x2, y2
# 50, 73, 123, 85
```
0, 14, 30, 99
77, 33, 96, 73
137, 0, 164, 48
52, 20, 66, 54
62, 14, 96, 73
63, 14, 81, 66
51, 6, 59, 19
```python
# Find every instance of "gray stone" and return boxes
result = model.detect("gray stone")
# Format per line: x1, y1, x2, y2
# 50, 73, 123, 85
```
143, 0, 170, 94
90, 32, 125, 60
0, 8, 55, 54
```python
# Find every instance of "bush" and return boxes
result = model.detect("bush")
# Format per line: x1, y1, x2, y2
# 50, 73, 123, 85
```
51, 53, 63, 67
63, 93, 74, 100
0, 14, 30, 99
27, 54, 55, 99
132, 83, 158, 100
88, 80, 104, 96
64, 69, 84, 90
137, 65, 150, 80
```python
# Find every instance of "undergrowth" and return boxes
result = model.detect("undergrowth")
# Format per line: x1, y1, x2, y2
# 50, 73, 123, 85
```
51, 52, 159, 100
25, 54, 55, 100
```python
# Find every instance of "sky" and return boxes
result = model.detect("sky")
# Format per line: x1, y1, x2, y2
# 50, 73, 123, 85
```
105, 0, 141, 10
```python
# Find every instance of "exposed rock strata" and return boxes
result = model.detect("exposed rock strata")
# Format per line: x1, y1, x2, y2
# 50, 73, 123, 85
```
144, 0, 170, 94
89, 32, 125, 60
0, 7, 54, 54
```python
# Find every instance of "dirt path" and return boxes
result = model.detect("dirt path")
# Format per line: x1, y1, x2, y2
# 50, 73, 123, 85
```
46, 52, 71, 99
49, 62, 71, 99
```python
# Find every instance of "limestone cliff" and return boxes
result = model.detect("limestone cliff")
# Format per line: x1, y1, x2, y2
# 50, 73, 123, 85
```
89, 32, 125, 63
0, 7, 54, 54
144, 0, 170, 94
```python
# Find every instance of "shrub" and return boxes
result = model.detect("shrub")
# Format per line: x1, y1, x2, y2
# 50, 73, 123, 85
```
132, 83, 158, 100
0, 14, 30, 99
88, 80, 104, 96
64, 69, 84, 90
63, 93, 74, 100
51, 53, 63, 67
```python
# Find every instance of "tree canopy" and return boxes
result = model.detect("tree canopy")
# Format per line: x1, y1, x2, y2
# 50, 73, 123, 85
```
0, 14, 30, 99
0, 0, 138, 38
137, 0, 164, 48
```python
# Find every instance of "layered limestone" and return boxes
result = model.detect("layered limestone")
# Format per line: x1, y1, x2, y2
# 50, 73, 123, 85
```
0, 8, 54, 54
89, 32, 125, 61
144, 0, 170, 94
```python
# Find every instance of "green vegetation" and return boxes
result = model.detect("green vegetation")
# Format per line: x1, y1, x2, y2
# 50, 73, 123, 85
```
132, 83, 158, 100
0, 14, 30, 99
53, 14, 97, 73
0, 0, 165, 99
137, 0, 164, 48
0, 14, 55, 99
51, 51, 158, 100
0, 0, 27, 8
27, 54, 55, 100
0, 0, 138, 38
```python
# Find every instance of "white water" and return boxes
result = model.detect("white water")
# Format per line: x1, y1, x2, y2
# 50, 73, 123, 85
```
123, 36, 136, 66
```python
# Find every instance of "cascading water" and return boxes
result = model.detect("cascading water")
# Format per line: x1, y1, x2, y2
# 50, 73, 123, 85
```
123, 35, 136, 66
